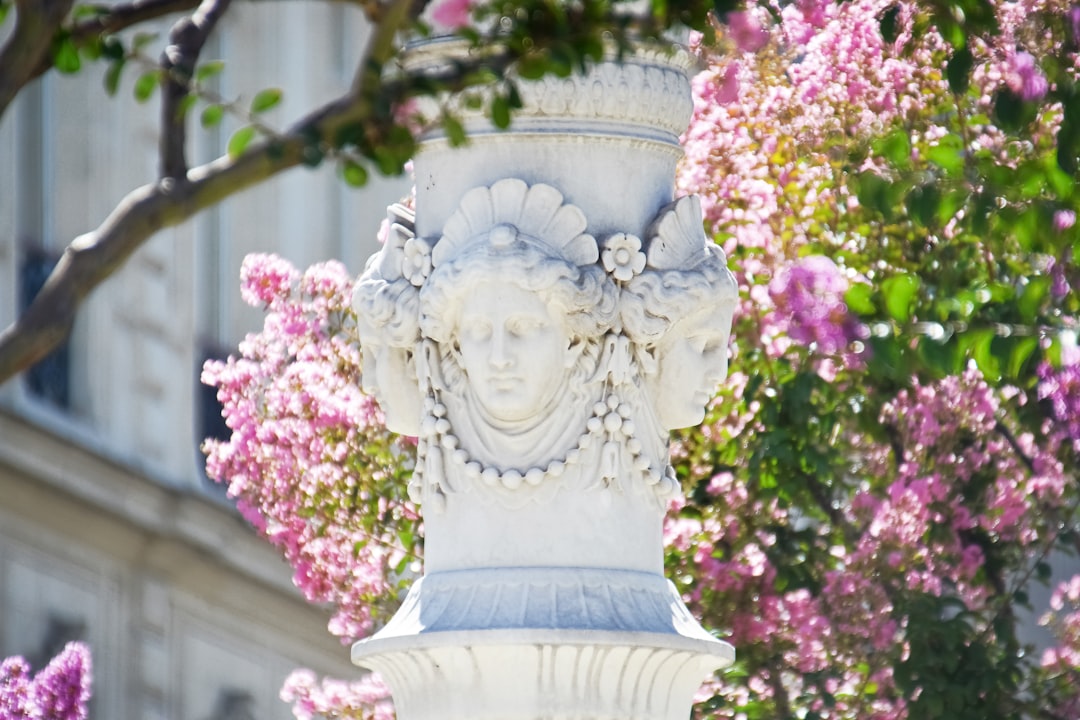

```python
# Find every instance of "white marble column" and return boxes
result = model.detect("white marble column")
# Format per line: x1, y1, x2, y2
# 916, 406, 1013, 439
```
352, 37, 738, 720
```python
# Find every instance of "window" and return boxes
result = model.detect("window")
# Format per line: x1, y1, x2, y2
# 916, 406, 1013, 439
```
19, 249, 70, 409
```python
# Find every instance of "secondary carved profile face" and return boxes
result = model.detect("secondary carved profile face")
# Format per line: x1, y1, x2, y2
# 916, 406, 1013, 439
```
650, 304, 733, 429
352, 203, 423, 436
620, 196, 739, 431
356, 315, 422, 435
456, 280, 576, 423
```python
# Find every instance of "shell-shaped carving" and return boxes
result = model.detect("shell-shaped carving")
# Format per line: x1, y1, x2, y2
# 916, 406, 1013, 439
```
432, 178, 599, 268
644, 195, 713, 271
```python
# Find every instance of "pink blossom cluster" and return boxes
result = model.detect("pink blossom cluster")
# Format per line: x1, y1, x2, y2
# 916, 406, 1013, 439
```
766, 255, 865, 356
680, 0, 950, 365
203, 254, 419, 642
881, 369, 1067, 547
1039, 574, 1080, 716
667, 363, 1075, 718
281, 669, 393, 720
665, 472, 908, 718
1041, 574, 1080, 666
0, 643, 92, 720
1037, 360, 1080, 451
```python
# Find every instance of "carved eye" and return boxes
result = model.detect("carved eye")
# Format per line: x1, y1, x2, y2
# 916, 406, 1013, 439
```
691, 333, 725, 355
507, 315, 547, 337
464, 321, 492, 343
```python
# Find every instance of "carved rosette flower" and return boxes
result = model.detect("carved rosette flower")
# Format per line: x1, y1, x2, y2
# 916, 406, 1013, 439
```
402, 236, 433, 287
601, 233, 646, 282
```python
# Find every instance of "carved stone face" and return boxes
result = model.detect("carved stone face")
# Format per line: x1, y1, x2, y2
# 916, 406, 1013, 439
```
652, 305, 731, 430
456, 280, 575, 423
358, 318, 422, 436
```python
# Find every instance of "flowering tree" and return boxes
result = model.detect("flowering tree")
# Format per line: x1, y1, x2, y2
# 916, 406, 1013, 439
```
202, 0, 1080, 719
0, 643, 93, 720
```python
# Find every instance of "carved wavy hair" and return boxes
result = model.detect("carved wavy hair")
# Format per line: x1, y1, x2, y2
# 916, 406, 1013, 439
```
620, 246, 738, 348
419, 240, 617, 350
353, 263, 420, 349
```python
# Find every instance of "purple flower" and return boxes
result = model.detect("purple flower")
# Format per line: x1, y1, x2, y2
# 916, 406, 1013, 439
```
769, 255, 861, 354
1038, 360, 1080, 449
430, 0, 471, 29
32, 645, 92, 720
240, 253, 299, 308
0, 644, 92, 720
716, 62, 742, 105
1054, 209, 1075, 232
725, 11, 770, 53
1069, 7, 1080, 45
1005, 51, 1048, 102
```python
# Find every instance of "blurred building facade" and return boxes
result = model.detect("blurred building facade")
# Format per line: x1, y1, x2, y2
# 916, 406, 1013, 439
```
0, 3, 408, 719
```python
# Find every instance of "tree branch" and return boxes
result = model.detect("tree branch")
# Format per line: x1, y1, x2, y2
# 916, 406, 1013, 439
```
0, 0, 75, 119
67, 0, 201, 42
0, 0, 473, 384
160, 0, 232, 178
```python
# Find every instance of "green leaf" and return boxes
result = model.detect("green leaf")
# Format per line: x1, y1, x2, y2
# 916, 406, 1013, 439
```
906, 183, 940, 227
873, 128, 912, 169
177, 94, 197, 120
879, 5, 901, 43
882, 273, 920, 324
844, 283, 875, 315
1013, 206, 1041, 251
442, 114, 467, 147
0, 3, 10, 25
926, 134, 965, 176
970, 328, 1001, 382
201, 104, 225, 128
946, 46, 974, 95
250, 88, 282, 114
919, 335, 962, 376
936, 188, 967, 225
993, 89, 1034, 133
227, 125, 257, 158
1018, 276, 1051, 322
341, 159, 369, 187
1044, 155, 1074, 198
1007, 335, 1039, 378
104, 60, 125, 96
101, 37, 125, 61
854, 171, 905, 220
517, 55, 548, 80
196, 60, 226, 83
506, 83, 523, 110
52, 35, 81, 74
134, 71, 160, 103
491, 95, 511, 129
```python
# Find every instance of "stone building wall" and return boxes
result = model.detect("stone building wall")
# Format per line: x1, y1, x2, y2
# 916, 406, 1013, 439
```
0, 3, 409, 717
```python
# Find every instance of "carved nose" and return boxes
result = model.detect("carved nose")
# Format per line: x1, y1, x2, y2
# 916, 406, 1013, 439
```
489, 331, 512, 370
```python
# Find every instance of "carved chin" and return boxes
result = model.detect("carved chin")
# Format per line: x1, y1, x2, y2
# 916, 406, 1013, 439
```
380, 385, 424, 436
656, 399, 707, 431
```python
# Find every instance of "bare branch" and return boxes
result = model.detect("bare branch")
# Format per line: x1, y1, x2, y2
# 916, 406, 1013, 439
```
0, 134, 308, 382
68, 0, 201, 42
160, 0, 232, 178
0, 0, 76, 118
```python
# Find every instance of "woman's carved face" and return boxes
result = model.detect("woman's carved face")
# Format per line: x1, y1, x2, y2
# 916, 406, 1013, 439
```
358, 316, 422, 436
455, 280, 576, 424
651, 306, 731, 430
